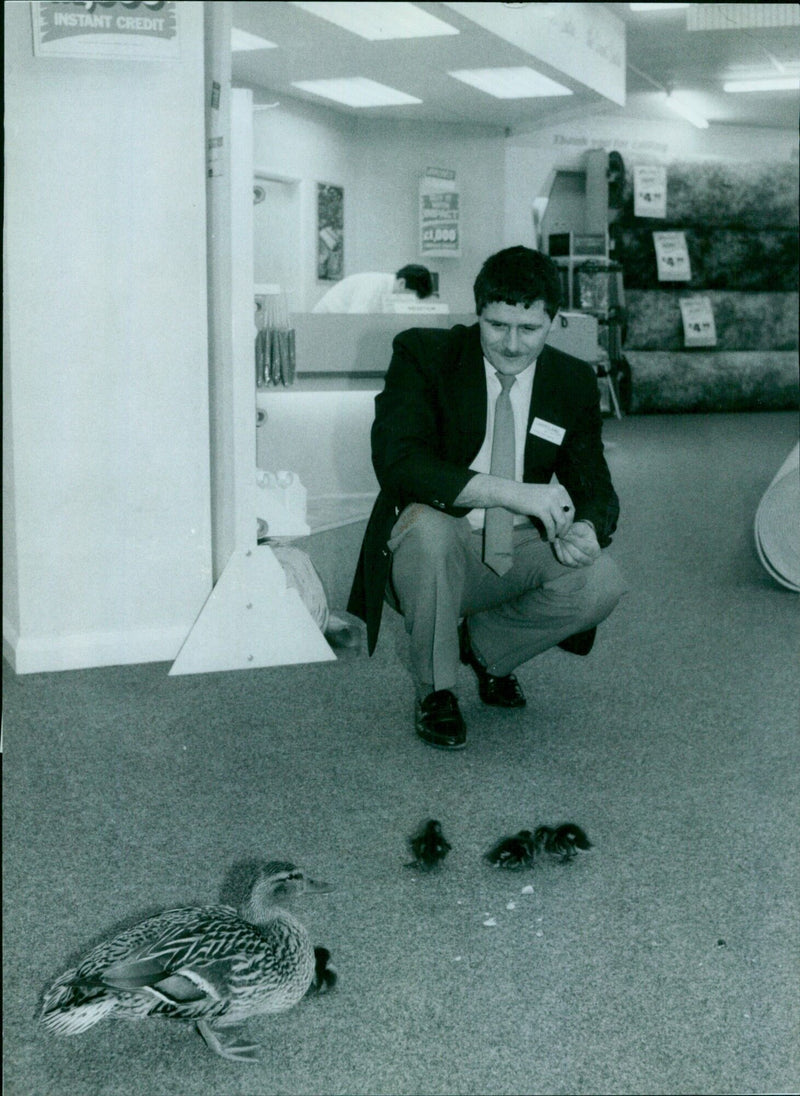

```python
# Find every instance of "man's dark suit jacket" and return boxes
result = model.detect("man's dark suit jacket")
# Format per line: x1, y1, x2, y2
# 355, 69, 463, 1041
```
348, 323, 620, 656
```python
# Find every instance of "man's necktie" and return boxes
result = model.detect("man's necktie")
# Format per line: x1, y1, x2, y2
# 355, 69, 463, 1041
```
483, 372, 516, 575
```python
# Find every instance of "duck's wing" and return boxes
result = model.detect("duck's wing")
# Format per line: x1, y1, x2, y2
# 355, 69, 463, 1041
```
41, 906, 248, 1031
100, 956, 231, 1018
98, 910, 274, 1012
64, 905, 232, 983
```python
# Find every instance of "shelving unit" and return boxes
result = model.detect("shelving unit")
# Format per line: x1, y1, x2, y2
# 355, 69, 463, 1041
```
551, 248, 626, 419
549, 232, 608, 309
538, 149, 628, 418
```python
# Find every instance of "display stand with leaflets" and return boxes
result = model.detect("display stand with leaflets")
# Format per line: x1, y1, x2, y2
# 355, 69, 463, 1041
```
548, 232, 627, 417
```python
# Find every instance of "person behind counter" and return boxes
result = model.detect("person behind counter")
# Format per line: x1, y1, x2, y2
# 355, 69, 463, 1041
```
311, 265, 434, 314
348, 245, 627, 750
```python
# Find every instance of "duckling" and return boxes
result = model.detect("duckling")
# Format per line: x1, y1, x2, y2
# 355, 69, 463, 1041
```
305, 946, 337, 996
40, 861, 332, 1063
406, 819, 451, 870
534, 823, 592, 862
485, 830, 536, 870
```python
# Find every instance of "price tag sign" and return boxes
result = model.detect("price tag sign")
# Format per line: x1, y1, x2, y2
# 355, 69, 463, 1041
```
420, 177, 460, 258
679, 297, 717, 347
653, 231, 691, 282
634, 165, 667, 219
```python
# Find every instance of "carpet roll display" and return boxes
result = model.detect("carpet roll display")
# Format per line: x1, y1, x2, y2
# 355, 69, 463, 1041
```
624, 351, 799, 413
755, 443, 800, 592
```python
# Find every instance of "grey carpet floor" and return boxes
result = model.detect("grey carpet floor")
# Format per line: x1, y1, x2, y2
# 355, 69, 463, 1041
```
3, 412, 799, 1096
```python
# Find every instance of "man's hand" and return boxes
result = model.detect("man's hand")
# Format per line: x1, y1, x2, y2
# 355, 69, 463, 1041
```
513, 482, 575, 542
552, 520, 601, 568
454, 475, 575, 541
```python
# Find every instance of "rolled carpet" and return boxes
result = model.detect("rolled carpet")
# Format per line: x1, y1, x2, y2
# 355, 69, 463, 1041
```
755, 442, 799, 591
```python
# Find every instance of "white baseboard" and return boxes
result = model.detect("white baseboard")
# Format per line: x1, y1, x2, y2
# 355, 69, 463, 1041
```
3, 616, 190, 674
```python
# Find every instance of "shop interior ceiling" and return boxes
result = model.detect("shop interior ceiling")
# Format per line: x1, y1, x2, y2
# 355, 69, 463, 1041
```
231, 2, 800, 133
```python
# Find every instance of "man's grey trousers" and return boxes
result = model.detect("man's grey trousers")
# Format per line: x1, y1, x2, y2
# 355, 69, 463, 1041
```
387, 503, 627, 696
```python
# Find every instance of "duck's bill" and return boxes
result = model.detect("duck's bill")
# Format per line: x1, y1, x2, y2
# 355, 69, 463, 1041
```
306, 877, 334, 894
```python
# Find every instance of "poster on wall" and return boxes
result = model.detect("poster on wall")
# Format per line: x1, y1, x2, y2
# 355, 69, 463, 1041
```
420, 170, 460, 258
679, 297, 717, 347
31, 1, 180, 60
634, 164, 667, 219
653, 231, 691, 282
317, 183, 344, 282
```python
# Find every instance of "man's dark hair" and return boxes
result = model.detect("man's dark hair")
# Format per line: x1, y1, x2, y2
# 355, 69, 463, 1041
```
396, 264, 434, 299
473, 246, 562, 319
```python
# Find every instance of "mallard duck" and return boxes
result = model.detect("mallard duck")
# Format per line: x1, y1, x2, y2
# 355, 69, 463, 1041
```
534, 823, 592, 862
40, 861, 332, 1062
485, 830, 536, 869
406, 819, 451, 869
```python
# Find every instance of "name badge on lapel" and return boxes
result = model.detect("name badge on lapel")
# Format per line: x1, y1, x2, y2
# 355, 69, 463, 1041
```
529, 417, 566, 446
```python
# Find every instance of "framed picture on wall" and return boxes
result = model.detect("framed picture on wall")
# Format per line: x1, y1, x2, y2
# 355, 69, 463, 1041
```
317, 183, 344, 282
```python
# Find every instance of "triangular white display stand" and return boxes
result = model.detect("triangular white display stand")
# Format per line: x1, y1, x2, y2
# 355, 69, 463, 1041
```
169, 545, 335, 675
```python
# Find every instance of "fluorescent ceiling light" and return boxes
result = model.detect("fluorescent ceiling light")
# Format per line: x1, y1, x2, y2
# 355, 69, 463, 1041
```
289, 1, 459, 40
449, 67, 572, 99
724, 76, 800, 92
231, 28, 278, 51
664, 92, 709, 128
629, 3, 689, 10
291, 77, 422, 108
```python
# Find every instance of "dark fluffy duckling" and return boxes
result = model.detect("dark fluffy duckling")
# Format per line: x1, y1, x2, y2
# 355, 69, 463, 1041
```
485, 830, 537, 869
534, 823, 592, 862
406, 819, 451, 869
305, 946, 337, 996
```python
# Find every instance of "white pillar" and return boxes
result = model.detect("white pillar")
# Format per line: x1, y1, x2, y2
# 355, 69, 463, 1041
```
171, 18, 333, 674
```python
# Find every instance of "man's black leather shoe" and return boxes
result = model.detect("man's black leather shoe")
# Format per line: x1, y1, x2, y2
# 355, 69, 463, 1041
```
458, 620, 526, 709
415, 689, 467, 750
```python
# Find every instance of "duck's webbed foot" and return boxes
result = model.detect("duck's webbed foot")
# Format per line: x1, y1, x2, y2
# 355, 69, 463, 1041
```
196, 1020, 260, 1062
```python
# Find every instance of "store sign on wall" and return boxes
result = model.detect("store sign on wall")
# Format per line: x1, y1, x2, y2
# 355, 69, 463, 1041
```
420, 170, 460, 258
31, 1, 180, 59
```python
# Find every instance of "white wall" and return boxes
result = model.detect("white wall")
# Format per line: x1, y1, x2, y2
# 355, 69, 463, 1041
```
3, 2, 212, 672
349, 119, 506, 314
251, 98, 506, 314
252, 98, 359, 313
504, 102, 799, 248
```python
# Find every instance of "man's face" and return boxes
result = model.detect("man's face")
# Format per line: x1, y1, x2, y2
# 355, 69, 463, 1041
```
478, 299, 553, 375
